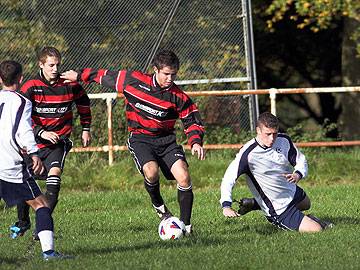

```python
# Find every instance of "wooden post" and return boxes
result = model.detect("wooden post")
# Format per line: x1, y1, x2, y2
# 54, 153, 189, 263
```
106, 97, 114, 165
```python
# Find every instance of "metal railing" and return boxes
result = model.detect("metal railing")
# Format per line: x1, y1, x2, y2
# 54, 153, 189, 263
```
71, 86, 360, 165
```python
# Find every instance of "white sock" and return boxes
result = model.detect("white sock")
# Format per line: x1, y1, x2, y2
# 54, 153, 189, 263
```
38, 230, 54, 252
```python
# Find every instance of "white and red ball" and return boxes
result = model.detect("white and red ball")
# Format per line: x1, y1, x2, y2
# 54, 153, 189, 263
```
158, 216, 185, 240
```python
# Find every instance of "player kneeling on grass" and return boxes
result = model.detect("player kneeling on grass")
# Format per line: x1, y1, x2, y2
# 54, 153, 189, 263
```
0, 60, 71, 260
220, 112, 333, 233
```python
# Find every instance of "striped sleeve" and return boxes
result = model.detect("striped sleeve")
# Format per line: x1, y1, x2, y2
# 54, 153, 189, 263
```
177, 92, 205, 146
79, 68, 126, 93
72, 83, 91, 131
19, 80, 44, 137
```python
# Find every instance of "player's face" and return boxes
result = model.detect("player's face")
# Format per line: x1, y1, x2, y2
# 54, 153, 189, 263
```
39, 56, 61, 82
256, 124, 278, 148
154, 66, 178, 88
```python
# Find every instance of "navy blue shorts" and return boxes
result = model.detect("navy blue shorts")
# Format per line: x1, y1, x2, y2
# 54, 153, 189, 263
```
266, 186, 307, 231
127, 133, 187, 180
0, 178, 42, 207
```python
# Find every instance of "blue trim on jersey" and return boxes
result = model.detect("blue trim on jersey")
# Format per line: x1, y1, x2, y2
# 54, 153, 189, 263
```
278, 134, 297, 167
240, 140, 277, 217
11, 92, 31, 182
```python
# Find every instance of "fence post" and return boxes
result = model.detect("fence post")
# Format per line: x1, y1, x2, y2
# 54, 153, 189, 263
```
106, 97, 114, 165
269, 88, 277, 115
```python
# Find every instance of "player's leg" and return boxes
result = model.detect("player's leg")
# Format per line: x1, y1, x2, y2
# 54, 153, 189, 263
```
43, 139, 72, 215
298, 215, 322, 232
127, 135, 170, 219
26, 194, 72, 260
45, 167, 62, 214
1, 178, 70, 259
170, 159, 194, 234
235, 198, 261, 216
143, 161, 173, 219
294, 189, 332, 230
296, 194, 311, 211
10, 201, 31, 238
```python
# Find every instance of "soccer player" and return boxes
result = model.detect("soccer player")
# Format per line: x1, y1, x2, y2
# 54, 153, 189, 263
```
220, 112, 332, 232
0, 60, 70, 259
10, 47, 92, 239
61, 49, 205, 235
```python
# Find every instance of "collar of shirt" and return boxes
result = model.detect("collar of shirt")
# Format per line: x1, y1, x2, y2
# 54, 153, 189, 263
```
38, 70, 60, 86
151, 74, 173, 92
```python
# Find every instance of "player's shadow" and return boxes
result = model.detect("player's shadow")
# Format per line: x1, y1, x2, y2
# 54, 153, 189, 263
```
77, 236, 227, 256
319, 215, 360, 226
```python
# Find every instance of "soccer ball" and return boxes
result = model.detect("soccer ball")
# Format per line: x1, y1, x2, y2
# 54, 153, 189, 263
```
158, 216, 185, 240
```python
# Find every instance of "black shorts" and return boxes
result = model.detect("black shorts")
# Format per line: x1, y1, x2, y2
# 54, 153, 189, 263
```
127, 133, 187, 180
28, 138, 73, 180
0, 178, 42, 207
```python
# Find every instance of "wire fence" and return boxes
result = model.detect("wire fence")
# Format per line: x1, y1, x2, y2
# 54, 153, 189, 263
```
0, 0, 257, 144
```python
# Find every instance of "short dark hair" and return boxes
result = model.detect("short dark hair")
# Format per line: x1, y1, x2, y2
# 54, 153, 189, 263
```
151, 49, 180, 70
256, 112, 279, 129
0, 60, 22, 87
37, 46, 62, 63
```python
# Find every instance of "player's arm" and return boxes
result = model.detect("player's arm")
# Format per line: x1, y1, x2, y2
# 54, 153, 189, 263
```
285, 135, 308, 183
73, 83, 92, 147
61, 68, 126, 93
220, 150, 248, 218
16, 100, 44, 175
177, 93, 205, 160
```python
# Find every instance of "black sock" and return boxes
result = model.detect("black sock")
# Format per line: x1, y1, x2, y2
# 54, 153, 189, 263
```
17, 201, 30, 224
144, 179, 164, 207
178, 185, 193, 226
45, 175, 61, 214
35, 207, 54, 233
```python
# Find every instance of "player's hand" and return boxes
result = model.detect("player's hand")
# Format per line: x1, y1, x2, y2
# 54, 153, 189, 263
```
82, 130, 91, 147
191, 143, 205, 160
40, 131, 59, 144
284, 172, 301, 184
31, 155, 44, 175
223, 207, 240, 218
60, 70, 78, 83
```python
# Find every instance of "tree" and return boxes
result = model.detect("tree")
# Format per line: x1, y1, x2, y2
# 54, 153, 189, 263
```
252, 0, 360, 138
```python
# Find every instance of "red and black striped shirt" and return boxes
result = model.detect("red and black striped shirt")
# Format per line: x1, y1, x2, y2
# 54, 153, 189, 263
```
20, 71, 91, 148
79, 68, 204, 146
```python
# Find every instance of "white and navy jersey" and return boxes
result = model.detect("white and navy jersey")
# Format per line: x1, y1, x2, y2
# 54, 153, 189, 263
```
220, 134, 308, 217
0, 90, 39, 183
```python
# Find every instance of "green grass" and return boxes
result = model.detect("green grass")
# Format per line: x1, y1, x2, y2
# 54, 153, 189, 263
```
61, 147, 360, 190
1, 148, 359, 269
1, 185, 360, 270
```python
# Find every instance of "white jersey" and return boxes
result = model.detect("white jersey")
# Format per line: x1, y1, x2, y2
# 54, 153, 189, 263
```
0, 90, 38, 183
220, 134, 308, 217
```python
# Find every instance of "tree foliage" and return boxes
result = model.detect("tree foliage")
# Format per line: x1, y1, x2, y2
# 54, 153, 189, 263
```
265, 0, 360, 55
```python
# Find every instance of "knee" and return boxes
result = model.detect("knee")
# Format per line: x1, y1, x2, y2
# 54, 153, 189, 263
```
143, 165, 160, 183
176, 173, 191, 189
48, 167, 62, 176
27, 195, 48, 211
299, 216, 322, 233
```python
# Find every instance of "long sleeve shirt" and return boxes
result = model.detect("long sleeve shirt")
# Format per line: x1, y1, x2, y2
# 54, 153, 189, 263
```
220, 134, 308, 217
20, 71, 91, 148
0, 90, 38, 183
78, 68, 204, 146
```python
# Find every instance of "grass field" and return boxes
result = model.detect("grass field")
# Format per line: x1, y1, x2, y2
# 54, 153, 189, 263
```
1, 148, 359, 269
